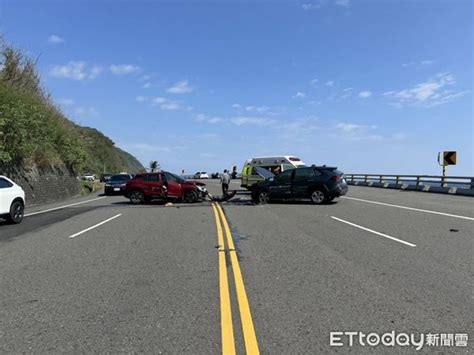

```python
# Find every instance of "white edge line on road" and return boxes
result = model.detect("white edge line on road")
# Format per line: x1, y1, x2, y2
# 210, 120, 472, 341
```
341, 196, 474, 221
331, 216, 417, 247
25, 196, 107, 217
68, 213, 122, 239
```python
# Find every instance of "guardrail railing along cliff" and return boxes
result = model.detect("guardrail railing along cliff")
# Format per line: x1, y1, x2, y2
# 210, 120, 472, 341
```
345, 174, 474, 196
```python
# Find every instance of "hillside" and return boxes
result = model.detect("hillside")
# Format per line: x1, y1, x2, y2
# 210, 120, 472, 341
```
0, 41, 144, 175
76, 126, 144, 174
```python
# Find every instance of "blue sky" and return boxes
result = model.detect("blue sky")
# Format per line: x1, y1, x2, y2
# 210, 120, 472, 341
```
1, 0, 472, 175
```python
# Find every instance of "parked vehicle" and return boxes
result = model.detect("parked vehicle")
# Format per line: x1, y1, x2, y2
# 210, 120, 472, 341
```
104, 174, 133, 195
125, 171, 208, 204
193, 172, 209, 179
83, 173, 95, 181
241, 155, 306, 190
251, 165, 348, 204
0, 176, 26, 224
100, 173, 113, 182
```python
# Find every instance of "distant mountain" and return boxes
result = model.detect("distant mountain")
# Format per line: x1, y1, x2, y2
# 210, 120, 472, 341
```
76, 126, 144, 174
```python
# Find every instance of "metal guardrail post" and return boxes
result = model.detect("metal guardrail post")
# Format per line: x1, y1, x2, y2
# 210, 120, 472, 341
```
396, 176, 400, 185
471, 178, 474, 190
416, 176, 420, 187
364, 175, 368, 183
379, 175, 383, 183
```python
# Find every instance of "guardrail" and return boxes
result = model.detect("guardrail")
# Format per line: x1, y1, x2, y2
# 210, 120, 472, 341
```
345, 174, 474, 196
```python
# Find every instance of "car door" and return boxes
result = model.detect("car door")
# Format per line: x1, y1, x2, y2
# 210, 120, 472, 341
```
145, 173, 164, 197
163, 172, 183, 198
292, 167, 316, 197
269, 169, 294, 198
0, 178, 16, 214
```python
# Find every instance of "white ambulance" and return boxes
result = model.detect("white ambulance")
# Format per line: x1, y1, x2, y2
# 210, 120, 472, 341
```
241, 155, 306, 189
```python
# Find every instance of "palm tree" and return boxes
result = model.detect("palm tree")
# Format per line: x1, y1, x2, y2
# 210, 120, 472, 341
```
149, 160, 160, 172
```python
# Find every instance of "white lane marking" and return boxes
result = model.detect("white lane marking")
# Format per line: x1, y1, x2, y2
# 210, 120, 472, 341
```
25, 197, 107, 217
68, 214, 122, 239
331, 216, 417, 247
341, 196, 474, 221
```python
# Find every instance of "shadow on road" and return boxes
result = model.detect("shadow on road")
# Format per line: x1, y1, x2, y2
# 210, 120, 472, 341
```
223, 198, 339, 206
0, 206, 103, 244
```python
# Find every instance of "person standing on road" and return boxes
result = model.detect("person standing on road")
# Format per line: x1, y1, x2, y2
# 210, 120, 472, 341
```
220, 169, 231, 196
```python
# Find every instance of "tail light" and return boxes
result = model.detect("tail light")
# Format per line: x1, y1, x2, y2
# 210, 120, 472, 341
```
331, 175, 342, 182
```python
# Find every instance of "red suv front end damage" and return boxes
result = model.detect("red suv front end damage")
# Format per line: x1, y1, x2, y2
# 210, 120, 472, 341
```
124, 172, 207, 204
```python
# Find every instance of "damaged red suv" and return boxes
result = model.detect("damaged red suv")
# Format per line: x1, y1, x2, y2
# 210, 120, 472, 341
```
124, 171, 207, 204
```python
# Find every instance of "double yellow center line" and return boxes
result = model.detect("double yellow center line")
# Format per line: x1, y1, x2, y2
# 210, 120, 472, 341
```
211, 202, 260, 355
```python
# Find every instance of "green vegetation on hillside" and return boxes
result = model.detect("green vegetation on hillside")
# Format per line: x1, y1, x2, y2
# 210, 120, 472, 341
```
0, 40, 144, 174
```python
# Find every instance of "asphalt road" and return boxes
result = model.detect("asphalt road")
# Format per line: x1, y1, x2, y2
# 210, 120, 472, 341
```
0, 181, 472, 353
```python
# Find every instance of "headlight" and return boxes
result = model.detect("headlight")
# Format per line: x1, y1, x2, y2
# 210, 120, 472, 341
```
197, 186, 207, 192
105, 183, 111, 187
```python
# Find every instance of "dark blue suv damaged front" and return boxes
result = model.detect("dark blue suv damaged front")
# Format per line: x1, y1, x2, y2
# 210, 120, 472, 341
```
252, 165, 348, 204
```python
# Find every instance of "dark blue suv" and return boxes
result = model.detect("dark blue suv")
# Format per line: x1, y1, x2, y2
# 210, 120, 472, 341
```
251, 166, 348, 204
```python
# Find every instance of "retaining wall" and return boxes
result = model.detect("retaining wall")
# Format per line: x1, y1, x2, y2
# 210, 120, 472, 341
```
0, 164, 81, 206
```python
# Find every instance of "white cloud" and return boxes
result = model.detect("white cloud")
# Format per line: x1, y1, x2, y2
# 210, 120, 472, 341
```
335, 0, 350, 7
151, 97, 181, 110
200, 153, 216, 158
334, 122, 385, 140
232, 103, 242, 109
195, 114, 207, 122
325, 80, 334, 87
143, 82, 152, 89
245, 105, 271, 113
161, 102, 181, 110
110, 64, 141, 75
292, 92, 306, 99
167, 80, 193, 94
208, 117, 224, 124
195, 114, 223, 124
277, 117, 320, 139
402, 59, 435, 68
135, 96, 148, 102
310, 78, 319, 86
122, 143, 187, 154
358, 91, 372, 98
230, 116, 274, 126
57, 98, 74, 106
302, 3, 321, 11
74, 106, 98, 118
420, 59, 435, 66
385, 73, 467, 107
48, 34, 64, 44
338, 87, 353, 99
50, 61, 103, 81
336, 122, 376, 133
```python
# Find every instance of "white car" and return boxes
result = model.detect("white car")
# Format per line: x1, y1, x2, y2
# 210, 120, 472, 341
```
83, 173, 95, 181
193, 172, 209, 179
0, 176, 26, 224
